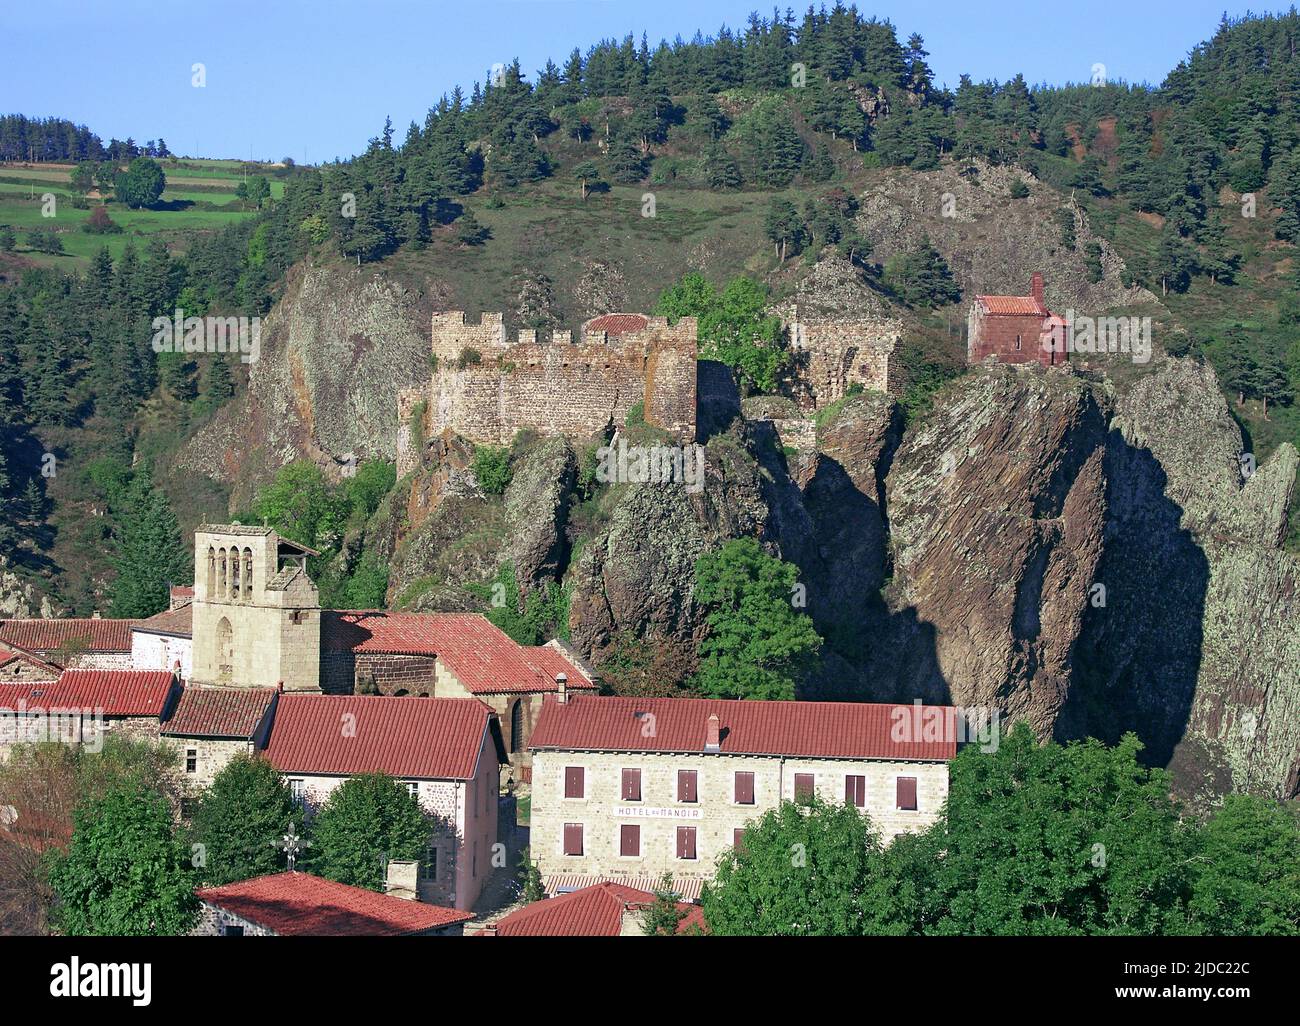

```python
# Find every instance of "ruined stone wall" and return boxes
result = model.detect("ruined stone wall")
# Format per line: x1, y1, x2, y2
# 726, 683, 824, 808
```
402, 313, 697, 451
788, 314, 902, 411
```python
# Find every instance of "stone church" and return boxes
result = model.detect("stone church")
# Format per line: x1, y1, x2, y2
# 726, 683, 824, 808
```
186, 525, 592, 776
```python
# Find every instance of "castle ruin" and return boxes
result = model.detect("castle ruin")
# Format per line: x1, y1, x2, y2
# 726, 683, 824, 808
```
786, 307, 904, 411
398, 311, 697, 473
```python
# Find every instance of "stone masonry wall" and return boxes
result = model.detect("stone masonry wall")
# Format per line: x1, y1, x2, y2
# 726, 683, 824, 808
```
399, 312, 697, 459
788, 313, 903, 411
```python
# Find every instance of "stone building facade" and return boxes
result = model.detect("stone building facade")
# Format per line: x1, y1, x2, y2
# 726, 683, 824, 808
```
967, 273, 1067, 368
264, 694, 505, 911
191, 526, 321, 692
397, 311, 697, 472
528, 695, 955, 893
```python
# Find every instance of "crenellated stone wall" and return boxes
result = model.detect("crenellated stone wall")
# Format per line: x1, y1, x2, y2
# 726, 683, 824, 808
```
398, 312, 697, 472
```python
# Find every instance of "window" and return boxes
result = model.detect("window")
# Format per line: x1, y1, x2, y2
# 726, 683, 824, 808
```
185, 749, 197, 774
472, 840, 478, 878
676, 825, 697, 861
1015, 334, 1023, 351
794, 773, 815, 800
621, 768, 642, 802
289, 779, 305, 807
620, 824, 640, 857
677, 769, 697, 803
564, 766, 585, 799
222, 924, 245, 937
896, 776, 918, 811
563, 822, 584, 856
845, 775, 866, 808
509, 699, 524, 754
734, 771, 755, 805
733, 829, 747, 852
420, 845, 438, 881
405, 781, 420, 800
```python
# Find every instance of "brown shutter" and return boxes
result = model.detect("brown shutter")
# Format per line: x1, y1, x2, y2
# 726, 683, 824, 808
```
733, 828, 746, 853
896, 776, 918, 811
678, 769, 697, 803
564, 766, 584, 799
794, 773, 814, 800
845, 775, 865, 808
622, 768, 641, 802
677, 825, 697, 860
734, 771, 754, 804
620, 824, 639, 857
563, 822, 583, 856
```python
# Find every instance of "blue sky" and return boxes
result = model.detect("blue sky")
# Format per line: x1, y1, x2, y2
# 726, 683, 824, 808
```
0, 0, 1269, 161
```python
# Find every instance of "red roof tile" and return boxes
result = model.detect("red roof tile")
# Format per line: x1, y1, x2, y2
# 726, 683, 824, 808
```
529, 695, 959, 761
196, 872, 472, 936
0, 669, 176, 718
322, 611, 594, 695
485, 882, 702, 936
170, 586, 194, 600
0, 618, 139, 653
586, 313, 649, 335
162, 687, 277, 738
975, 294, 1049, 316
264, 695, 494, 780
0, 641, 62, 677
133, 604, 193, 638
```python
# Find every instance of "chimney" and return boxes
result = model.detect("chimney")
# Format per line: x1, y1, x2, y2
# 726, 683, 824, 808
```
385, 859, 419, 901
1030, 272, 1045, 308
556, 672, 568, 704
705, 713, 720, 753
277, 680, 285, 694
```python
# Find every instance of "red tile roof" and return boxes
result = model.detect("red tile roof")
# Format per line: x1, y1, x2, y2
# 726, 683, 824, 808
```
264, 695, 495, 780
162, 687, 277, 738
322, 611, 594, 695
0, 641, 62, 677
196, 872, 473, 936
530, 695, 959, 761
586, 313, 649, 335
484, 882, 703, 937
170, 586, 194, 601
0, 669, 176, 718
133, 604, 193, 638
0, 618, 139, 653
975, 294, 1050, 316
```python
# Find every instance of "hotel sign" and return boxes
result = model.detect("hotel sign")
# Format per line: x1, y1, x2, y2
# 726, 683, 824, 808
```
615, 805, 704, 820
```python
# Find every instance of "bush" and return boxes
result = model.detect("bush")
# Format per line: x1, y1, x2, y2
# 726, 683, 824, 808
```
472, 445, 512, 494
82, 205, 122, 234
1009, 179, 1030, 199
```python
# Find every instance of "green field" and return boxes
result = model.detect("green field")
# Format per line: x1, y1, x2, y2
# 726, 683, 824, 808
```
0, 157, 287, 265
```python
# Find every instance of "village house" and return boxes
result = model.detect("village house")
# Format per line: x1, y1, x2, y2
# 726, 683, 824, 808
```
159, 686, 279, 789
527, 694, 956, 897
0, 640, 61, 683
0, 669, 179, 753
262, 693, 505, 911
0, 617, 139, 670
477, 880, 705, 937
131, 603, 194, 681
967, 272, 1068, 367
193, 871, 473, 936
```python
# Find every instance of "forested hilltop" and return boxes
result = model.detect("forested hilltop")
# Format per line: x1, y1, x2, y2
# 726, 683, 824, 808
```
3, 6, 1300, 614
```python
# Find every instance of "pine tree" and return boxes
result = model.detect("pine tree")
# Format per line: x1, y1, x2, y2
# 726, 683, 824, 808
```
107, 466, 192, 618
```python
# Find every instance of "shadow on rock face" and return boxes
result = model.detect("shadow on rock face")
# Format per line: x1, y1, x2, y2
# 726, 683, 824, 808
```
1063, 429, 1206, 770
